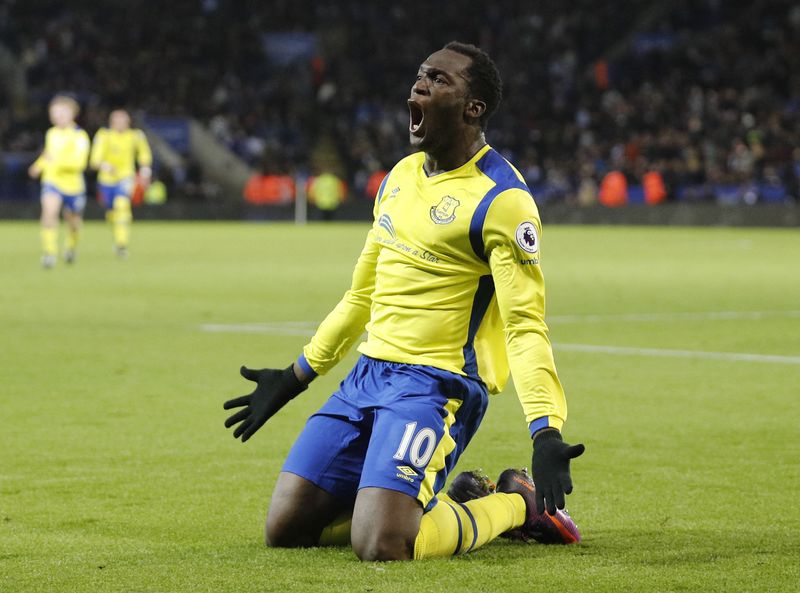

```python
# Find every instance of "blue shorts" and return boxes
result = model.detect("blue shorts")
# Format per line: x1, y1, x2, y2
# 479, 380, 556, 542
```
41, 184, 86, 213
283, 355, 489, 511
98, 179, 134, 210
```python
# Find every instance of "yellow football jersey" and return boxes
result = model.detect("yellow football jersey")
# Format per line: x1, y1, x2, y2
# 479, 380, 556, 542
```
33, 126, 90, 195
90, 128, 152, 185
301, 145, 567, 431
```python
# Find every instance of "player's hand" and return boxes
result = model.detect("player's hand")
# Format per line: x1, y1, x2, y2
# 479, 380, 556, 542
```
28, 164, 42, 179
531, 429, 585, 515
223, 365, 307, 442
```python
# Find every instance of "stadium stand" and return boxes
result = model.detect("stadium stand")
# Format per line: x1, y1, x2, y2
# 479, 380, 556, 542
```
1, 0, 798, 206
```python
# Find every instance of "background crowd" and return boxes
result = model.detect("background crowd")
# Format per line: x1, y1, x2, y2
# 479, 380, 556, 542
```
1, 0, 799, 205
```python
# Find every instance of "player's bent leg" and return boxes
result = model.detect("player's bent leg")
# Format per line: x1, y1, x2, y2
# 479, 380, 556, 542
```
63, 208, 83, 262
265, 471, 343, 548
39, 190, 62, 266
351, 487, 422, 561
112, 195, 132, 256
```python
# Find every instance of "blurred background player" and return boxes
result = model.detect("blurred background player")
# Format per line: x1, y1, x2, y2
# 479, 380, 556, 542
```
27, 95, 91, 268
90, 109, 153, 258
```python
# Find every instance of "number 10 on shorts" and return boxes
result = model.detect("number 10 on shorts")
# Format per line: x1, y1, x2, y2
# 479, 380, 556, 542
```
392, 422, 437, 468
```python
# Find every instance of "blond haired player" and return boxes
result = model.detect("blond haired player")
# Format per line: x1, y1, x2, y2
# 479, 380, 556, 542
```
90, 109, 153, 258
28, 95, 91, 268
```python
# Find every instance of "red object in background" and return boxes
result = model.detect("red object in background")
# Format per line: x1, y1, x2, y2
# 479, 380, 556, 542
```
643, 171, 667, 205
598, 171, 628, 207
365, 170, 388, 200
244, 174, 296, 205
594, 60, 609, 91
131, 177, 145, 206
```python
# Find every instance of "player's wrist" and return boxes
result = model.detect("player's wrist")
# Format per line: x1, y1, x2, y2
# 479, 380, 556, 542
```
281, 365, 308, 399
294, 355, 317, 384
529, 416, 561, 439
532, 427, 562, 444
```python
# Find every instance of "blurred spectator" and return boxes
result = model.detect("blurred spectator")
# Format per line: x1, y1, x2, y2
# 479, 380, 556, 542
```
598, 171, 628, 207
308, 170, 346, 220
144, 177, 168, 205
243, 162, 295, 205
643, 171, 667, 205
1, 1, 799, 204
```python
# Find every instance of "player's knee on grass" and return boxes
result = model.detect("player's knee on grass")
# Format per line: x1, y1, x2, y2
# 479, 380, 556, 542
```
350, 487, 422, 562
265, 472, 342, 548
351, 530, 416, 562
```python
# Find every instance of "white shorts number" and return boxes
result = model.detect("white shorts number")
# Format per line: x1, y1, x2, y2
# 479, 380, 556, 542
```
392, 422, 437, 468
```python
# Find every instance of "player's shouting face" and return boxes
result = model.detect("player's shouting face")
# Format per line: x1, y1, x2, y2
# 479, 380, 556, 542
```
408, 49, 486, 154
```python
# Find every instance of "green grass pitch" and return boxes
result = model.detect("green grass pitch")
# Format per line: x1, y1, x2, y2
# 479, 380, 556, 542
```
1, 220, 798, 593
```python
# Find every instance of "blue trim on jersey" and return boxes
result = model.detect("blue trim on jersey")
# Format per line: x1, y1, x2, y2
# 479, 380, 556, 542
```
458, 501, 479, 553
445, 501, 463, 554
529, 416, 550, 437
469, 149, 531, 261
375, 171, 391, 205
462, 275, 495, 377
378, 214, 396, 238
296, 354, 318, 380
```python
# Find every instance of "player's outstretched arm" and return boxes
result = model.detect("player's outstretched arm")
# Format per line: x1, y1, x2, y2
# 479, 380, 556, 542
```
223, 365, 308, 442
531, 428, 585, 515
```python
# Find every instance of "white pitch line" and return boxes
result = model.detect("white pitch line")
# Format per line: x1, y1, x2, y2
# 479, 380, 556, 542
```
200, 310, 800, 335
547, 310, 800, 324
200, 322, 317, 336
199, 321, 800, 365
553, 343, 800, 365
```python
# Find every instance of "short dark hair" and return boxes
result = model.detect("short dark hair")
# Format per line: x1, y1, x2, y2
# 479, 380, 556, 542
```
443, 41, 503, 130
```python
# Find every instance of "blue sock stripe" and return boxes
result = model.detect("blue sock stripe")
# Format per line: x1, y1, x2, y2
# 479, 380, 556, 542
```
443, 501, 463, 555
457, 502, 479, 553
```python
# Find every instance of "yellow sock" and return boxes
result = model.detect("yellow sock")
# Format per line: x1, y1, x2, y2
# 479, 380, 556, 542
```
113, 197, 132, 247
65, 228, 79, 251
41, 227, 58, 256
318, 513, 352, 546
413, 493, 526, 559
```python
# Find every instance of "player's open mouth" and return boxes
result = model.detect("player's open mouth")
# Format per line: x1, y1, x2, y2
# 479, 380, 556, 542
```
408, 100, 425, 136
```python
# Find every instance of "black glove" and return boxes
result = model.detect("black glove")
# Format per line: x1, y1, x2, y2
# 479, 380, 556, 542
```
531, 429, 585, 515
223, 365, 307, 442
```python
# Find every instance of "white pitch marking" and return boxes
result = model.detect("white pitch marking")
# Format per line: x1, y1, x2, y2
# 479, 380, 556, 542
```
553, 343, 800, 365
200, 322, 317, 336
547, 310, 800, 324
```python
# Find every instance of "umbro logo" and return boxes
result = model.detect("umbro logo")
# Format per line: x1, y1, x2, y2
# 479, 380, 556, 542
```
396, 465, 418, 483
396, 465, 418, 476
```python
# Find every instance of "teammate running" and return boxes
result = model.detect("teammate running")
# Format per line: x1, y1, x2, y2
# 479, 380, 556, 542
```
28, 95, 90, 268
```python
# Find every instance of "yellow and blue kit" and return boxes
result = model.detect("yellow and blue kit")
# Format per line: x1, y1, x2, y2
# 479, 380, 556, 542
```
34, 125, 91, 211
284, 145, 567, 508
90, 127, 152, 208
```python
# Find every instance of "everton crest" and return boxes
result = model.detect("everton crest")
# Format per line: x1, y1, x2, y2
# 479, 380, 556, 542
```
430, 195, 460, 224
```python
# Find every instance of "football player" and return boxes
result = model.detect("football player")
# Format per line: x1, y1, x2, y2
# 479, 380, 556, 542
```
225, 42, 585, 560
28, 95, 90, 268
90, 109, 152, 258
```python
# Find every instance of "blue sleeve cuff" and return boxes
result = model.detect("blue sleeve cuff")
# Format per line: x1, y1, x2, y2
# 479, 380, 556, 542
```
296, 354, 318, 380
528, 417, 550, 437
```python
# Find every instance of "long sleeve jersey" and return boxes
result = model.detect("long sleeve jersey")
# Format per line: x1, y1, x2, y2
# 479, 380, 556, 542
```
90, 127, 152, 185
298, 145, 567, 433
33, 126, 90, 195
